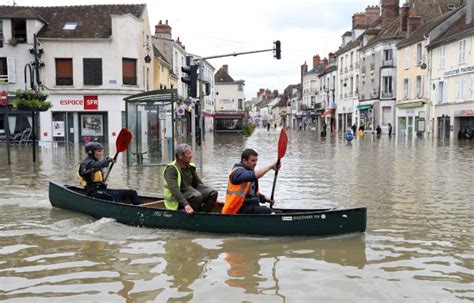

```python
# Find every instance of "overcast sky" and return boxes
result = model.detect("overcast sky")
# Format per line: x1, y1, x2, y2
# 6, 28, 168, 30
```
5, 0, 371, 98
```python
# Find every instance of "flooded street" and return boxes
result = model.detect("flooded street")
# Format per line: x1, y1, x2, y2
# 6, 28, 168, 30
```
0, 128, 473, 302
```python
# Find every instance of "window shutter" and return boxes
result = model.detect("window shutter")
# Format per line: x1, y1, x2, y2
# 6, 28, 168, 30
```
122, 58, 137, 85
443, 81, 447, 103
56, 59, 72, 77
7, 57, 15, 83
460, 77, 465, 101
83, 58, 102, 85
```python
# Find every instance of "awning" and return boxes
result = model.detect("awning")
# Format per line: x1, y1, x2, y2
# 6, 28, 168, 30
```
321, 108, 335, 117
397, 101, 424, 109
357, 104, 373, 110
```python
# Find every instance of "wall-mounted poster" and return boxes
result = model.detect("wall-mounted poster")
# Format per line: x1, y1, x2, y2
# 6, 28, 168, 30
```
82, 114, 103, 136
52, 121, 65, 137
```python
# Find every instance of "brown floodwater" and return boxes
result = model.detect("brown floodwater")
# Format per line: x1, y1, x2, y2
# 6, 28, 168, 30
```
0, 128, 473, 302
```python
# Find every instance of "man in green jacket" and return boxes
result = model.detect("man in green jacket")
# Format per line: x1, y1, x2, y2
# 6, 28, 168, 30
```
163, 143, 217, 214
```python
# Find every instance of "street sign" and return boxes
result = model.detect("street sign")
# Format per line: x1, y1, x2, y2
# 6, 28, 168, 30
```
176, 106, 185, 116
0, 90, 7, 106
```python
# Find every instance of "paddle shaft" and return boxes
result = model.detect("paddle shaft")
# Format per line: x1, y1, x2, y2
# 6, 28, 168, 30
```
103, 152, 119, 182
270, 158, 281, 207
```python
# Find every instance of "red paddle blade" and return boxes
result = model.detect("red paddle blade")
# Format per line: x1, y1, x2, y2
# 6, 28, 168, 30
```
116, 128, 132, 152
278, 128, 288, 159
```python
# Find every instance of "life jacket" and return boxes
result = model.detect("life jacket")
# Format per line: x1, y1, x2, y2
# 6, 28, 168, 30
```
221, 166, 253, 214
78, 158, 105, 188
163, 160, 196, 210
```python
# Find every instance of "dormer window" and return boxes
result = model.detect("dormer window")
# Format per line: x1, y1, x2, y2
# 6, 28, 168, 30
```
11, 19, 27, 43
63, 22, 78, 31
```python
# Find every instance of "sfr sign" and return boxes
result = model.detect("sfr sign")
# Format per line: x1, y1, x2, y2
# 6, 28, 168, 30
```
84, 95, 98, 110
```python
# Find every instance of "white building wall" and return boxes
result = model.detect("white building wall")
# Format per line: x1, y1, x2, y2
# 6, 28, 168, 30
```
430, 32, 474, 140
215, 83, 244, 111
37, 10, 152, 144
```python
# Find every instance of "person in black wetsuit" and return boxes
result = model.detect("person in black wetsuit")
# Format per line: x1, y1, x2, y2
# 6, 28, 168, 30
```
78, 142, 141, 205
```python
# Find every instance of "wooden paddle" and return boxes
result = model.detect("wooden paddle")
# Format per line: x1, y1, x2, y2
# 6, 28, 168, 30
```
270, 128, 288, 207
104, 128, 132, 182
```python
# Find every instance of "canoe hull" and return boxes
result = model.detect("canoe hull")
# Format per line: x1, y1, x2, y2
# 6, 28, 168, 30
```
48, 181, 367, 237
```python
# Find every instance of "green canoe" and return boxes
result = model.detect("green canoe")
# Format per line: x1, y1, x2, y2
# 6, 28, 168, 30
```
48, 181, 367, 237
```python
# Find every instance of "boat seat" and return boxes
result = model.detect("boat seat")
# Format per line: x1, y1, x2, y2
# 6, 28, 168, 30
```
141, 200, 166, 209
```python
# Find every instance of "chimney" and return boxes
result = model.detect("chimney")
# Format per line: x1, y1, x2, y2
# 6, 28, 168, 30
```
400, 3, 410, 32
352, 13, 366, 29
273, 90, 279, 98
407, 10, 421, 35
301, 61, 308, 84
155, 19, 172, 39
328, 52, 336, 64
381, 0, 400, 28
365, 5, 380, 26
313, 54, 321, 67
322, 57, 329, 72
222, 65, 228, 74
176, 37, 185, 50
257, 88, 265, 97
467, 0, 474, 24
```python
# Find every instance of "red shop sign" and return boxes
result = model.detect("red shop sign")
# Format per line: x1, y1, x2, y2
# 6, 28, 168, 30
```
0, 90, 7, 106
84, 95, 98, 110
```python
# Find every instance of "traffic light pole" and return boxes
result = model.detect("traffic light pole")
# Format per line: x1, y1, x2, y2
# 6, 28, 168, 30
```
198, 63, 204, 171
194, 41, 281, 170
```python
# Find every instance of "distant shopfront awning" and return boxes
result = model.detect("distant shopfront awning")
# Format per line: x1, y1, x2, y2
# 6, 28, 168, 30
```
357, 104, 373, 111
321, 108, 335, 117
397, 101, 424, 109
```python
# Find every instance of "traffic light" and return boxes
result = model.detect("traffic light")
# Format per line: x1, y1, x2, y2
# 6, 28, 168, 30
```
181, 64, 198, 98
195, 126, 201, 146
274, 40, 281, 60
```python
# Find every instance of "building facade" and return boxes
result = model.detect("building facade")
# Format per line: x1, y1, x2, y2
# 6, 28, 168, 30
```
428, 3, 474, 140
1, 5, 153, 145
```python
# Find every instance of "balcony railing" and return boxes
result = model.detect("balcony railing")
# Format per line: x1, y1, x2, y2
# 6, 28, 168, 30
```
382, 59, 393, 66
370, 63, 375, 70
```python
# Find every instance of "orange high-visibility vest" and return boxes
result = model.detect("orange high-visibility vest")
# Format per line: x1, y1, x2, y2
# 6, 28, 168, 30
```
222, 167, 252, 214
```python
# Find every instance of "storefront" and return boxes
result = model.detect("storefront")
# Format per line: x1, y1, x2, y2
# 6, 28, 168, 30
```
396, 101, 427, 137
39, 94, 125, 144
357, 103, 373, 131
455, 109, 474, 140
214, 111, 245, 132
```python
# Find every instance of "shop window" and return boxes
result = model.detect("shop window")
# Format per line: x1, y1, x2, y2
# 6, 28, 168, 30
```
11, 19, 27, 43
83, 58, 102, 86
55, 58, 73, 86
122, 58, 137, 85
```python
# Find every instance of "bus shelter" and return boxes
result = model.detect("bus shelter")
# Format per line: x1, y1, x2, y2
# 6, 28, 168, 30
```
124, 89, 178, 166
